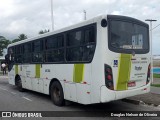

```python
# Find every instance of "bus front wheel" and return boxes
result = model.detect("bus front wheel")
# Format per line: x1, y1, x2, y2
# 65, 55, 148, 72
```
51, 81, 64, 106
16, 76, 24, 92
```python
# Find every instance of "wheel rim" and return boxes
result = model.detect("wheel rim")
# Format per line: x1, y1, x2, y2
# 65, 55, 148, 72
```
17, 79, 22, 88
53, 87, 61, 102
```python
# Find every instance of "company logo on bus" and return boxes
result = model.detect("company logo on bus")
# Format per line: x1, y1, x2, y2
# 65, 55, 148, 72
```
113, 60, 118, 67
135, 66, 142, 71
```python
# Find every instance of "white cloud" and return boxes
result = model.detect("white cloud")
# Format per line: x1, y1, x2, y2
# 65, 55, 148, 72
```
0, 0, 160, 54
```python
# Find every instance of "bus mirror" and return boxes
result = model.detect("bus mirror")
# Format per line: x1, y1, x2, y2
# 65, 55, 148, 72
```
5, 54, 9, 63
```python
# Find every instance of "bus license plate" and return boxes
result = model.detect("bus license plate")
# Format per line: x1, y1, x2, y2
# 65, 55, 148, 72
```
128, 81, 136, 87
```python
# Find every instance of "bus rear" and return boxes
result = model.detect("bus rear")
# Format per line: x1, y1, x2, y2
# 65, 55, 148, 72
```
100, 15, 150, 102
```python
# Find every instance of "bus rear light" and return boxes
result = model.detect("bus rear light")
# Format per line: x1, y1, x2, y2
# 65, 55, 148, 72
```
83, 82, 87, 84
105, 64, 114, 90
106, 68, 111, 73
107, 75, 112, 80
107, 82, 114, 90
144, 88, 147, 90
146, 64, 151, 84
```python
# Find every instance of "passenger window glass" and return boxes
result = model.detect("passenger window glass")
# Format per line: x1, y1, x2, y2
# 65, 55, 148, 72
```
23, 43, 31, 63
67, 31, 83, 46
15, 46, 23, 63
84, 28, 95, 43
32, 53, 43, 62
66, 25, 96, 62
66, 47, 83, 61
45, 49, 64, 62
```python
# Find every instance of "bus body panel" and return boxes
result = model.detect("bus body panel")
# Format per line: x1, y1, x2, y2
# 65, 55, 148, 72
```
100, 83, 150, 103
109, 54, 150, 91
90, 17, 107, 104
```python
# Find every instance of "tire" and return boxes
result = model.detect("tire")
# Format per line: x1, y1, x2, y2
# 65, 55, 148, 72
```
51, 81, 65, 106
16, 76, 24, 92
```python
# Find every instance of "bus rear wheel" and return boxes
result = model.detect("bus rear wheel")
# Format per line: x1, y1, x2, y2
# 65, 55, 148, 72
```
51, 81, 64, 106
16, 76, 24, 92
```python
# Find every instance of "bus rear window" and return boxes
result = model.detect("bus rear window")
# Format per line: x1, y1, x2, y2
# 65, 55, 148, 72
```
108, 20, 149, 53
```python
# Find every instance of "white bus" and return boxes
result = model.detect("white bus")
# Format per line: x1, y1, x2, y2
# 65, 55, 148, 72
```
5, 15, 150, 106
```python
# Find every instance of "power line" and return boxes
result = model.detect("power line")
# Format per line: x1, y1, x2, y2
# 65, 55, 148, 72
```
50, 0, 54, 31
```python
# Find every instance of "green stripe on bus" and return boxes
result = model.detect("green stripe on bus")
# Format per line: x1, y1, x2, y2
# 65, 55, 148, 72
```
15, 65, 18, 75
116, 54, 132, 90
35, 64, 41, 78
73, 64, 84, 83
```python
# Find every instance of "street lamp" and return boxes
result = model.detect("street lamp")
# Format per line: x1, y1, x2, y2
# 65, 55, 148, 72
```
50, 0, 54, 31
145, 19, 157, 83
83, 10, 86, 20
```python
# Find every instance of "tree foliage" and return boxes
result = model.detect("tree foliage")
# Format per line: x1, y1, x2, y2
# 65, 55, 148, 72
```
18, 34, 27, 40
39, 29, 50, 34
12, 34, 28, 43
0, 36, 11, 56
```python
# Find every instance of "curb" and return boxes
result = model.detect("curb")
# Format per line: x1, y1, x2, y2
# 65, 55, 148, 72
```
0, 76, 8, 79
122, 99, 160, 107
150, 86, 160, 95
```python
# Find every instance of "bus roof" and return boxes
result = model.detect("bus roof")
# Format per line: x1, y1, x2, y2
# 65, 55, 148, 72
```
8, 14, 105, 48
8, 14, 148, 48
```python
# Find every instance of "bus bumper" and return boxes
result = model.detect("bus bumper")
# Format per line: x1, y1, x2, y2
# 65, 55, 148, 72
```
100, 83, 150, 103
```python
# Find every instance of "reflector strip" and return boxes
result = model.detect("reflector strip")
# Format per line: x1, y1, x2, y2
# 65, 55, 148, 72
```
73, 64, 84, 83
116, 54, 132, 90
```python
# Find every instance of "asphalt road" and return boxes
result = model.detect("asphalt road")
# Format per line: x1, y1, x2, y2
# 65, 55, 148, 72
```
0, 76, 160, 120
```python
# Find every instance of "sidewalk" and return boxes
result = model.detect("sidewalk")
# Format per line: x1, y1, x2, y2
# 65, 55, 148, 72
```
0, 73, 8, 79
125, 78, 160, 106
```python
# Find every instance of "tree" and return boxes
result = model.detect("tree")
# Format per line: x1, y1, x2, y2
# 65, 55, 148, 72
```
0, 36, 11, 56
39, 29, 50, 34
12, 39, 20, 43
12, 34, 28, 43
18, 34, 27, 40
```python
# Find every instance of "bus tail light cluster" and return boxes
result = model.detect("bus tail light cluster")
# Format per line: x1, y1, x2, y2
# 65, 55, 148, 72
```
104, 64, 114, 90
146, 64, 151, 84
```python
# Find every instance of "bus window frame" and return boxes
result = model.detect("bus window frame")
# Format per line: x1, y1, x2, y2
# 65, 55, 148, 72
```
108, 15, 150, 54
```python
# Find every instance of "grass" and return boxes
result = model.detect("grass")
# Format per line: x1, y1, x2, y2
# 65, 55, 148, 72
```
153, 73, 160, 78
151, 84, 160, 88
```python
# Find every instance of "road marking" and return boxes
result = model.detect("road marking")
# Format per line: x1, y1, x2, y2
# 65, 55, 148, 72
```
0, 87, 16, 95
0, 87, 8, 91
22, 97, 32, 101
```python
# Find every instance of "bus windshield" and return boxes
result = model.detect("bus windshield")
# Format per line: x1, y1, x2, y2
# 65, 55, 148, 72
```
109, 20, 149, 53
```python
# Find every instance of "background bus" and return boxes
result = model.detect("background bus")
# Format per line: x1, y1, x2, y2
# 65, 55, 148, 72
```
5, 15, 150, 106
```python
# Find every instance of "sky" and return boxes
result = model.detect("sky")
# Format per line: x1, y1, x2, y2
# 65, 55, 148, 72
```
0, 0, 160, 55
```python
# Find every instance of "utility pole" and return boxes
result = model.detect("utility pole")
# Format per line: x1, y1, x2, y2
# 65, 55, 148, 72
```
51, 0, 54, 31
145, 19, 157, 83
83, 10, 86, 20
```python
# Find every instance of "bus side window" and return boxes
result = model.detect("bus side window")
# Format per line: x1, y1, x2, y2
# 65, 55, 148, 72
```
45, 35, 64, 63
66, 26, 96, 62
82, 27, 96, 61
32, 40, 43, 63
23, 43, 31, 63
66, 30, 83, 62
84, 27, 95, 43
15, 45, 23, 63
67, 31, 83, 46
